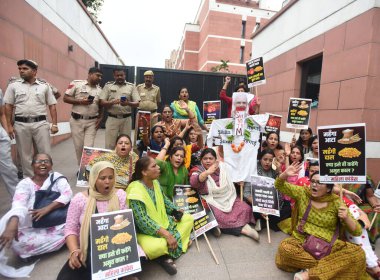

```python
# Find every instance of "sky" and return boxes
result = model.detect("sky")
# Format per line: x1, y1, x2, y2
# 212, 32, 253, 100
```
98, 0, 202, 68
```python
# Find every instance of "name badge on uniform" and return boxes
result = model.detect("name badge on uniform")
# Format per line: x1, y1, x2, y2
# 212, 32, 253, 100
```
140, 93, 146, 97
80, 85, 88, 93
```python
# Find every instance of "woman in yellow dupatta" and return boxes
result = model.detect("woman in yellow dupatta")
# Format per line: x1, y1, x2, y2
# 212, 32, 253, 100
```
275, 162, 369, 280
170, 87, 208, 131
127, 156, 193, 275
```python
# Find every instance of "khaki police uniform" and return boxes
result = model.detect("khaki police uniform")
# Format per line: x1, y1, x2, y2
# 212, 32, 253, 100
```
4, 78, 57, 177
65, 80, 101, 164
136, 83, 161, 125
100, 81, 140, 149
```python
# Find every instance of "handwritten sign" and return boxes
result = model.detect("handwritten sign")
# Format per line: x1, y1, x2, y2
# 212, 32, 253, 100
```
90, 209, 141, 280
286, 98, 312, 129
246, 57, 266, 88
318, 123, 366, 184
251, 175, 280, 217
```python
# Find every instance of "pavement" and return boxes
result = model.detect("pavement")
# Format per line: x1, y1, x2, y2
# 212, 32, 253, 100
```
0, 129, 378, 280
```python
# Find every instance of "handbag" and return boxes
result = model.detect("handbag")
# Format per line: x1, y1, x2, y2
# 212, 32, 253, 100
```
32, 174, 70, 228
297, 200, 339, 260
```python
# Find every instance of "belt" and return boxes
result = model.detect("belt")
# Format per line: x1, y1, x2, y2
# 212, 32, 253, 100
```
15, 115, 46, 123
71, 112, 98, 120
108, 113, 131, 119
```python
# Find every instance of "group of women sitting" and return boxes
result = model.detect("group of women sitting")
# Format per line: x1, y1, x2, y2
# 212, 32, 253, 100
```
0, 86, 379, 279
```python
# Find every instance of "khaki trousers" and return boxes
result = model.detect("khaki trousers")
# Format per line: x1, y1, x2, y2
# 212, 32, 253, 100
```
105, 116, 132, 149
70, 117, 97, 164
14, 121, 51, 177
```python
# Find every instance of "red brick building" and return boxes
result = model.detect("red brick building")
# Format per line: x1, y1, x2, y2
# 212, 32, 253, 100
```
169, 0, 282, 74
251, 0, 380, 182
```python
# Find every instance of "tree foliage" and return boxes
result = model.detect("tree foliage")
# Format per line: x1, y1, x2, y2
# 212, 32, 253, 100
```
211, 59, 230, 72
82, 0, 104, 19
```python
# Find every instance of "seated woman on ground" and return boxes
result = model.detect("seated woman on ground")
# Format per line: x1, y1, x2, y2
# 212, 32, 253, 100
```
170, 87, 208, 131
57, 161, 141, 280
275, 163, 368, 280
127, 157, 193, 275
156, 138, 189, 200
189, 148, 259, 241
0, 153, 72, 273
138, 122, 165, 157
291, 128, 314, 155
304, 136, 318, 159
89, 134, 138, 190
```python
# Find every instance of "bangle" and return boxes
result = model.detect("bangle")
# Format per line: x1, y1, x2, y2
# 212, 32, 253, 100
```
69, 249, 80, 259
52, 124, 58, 127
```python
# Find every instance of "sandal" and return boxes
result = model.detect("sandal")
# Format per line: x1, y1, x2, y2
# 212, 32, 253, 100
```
156, 256, 177, 275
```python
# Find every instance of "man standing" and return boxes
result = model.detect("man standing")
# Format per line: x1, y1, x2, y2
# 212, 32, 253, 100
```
100, 69, 140, 149
4, 59, 58, 178
0, 88, 18, 196
63, 67, 103, 164
136, 70, 161, 124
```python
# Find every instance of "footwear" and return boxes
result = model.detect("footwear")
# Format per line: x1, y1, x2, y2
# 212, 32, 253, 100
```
254, 219, 262, 232
294, 270, 308, 280
156, 256, 177, 275
242, 224, 260, 241
211, 227, 222, 238
366, 266, 380, 280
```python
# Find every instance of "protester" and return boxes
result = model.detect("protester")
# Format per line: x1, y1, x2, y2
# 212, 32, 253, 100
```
275, 163, 367, 280
156, 139, 188, 199
170, 87, 208, 131
89, 134, 139, 190
190, 148, 259, 241
0, 153, 71, 273
127, 157, 193, 275
183, 126, 204, 169
304, 136, 318, 159
292, 128, 313, 154
262, 131, 283, 152
285, 146, 306, 184
57, 161, 140, 280
138, 123, 165, 157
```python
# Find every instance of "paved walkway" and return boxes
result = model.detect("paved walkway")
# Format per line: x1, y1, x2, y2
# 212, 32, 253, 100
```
0, 129, 377, 279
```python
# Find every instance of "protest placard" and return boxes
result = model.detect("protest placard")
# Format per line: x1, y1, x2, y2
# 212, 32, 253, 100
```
134, 111, 151, 147
246, 57, 266, 88
265, 113, 282, 134
286, 98, 312, 129
203, 101, 221, 128
90, 209, 141, 280
77, 147, 112, 187
251, 175, 280, 217
318, 123, 366, 184
173, 185, 206, 219
192, 198, 218, 239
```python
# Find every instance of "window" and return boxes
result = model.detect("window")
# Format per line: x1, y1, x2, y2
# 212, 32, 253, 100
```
241, 20, 246, 38
240, 46, 245, 64
300, 55, 323, 108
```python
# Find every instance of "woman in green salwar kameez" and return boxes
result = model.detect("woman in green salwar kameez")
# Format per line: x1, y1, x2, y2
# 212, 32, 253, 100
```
155, 139, 188, 199
127, 157, 194, 275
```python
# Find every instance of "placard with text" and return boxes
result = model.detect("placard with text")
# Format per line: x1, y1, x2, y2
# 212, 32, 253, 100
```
134, 111, 151, 147
318, 123, 366, 184
265, 113, 282, 134
203, 101, 221, 128
90, 209, 141, 280
246, 57, 266, 88
286, 98, 312, 129
173, 185, 206, 219
251, 175, 280, 217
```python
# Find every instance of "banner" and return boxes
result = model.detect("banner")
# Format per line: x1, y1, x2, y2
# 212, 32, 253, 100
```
173, 185, 206, 219
251, 175, 280, 217
203, 100, 221, 129
134, 111, 151, 147
318, 123, 366, 184
90, 209, 141, 280
77, 146, 112, 187
286, 97, 312, 129
265, 113, 282, 134
246, 57, 266, 88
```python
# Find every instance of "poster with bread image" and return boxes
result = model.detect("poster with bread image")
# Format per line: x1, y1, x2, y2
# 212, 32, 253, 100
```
173, 185, 206, 219
286, 97, 312, 129
318, 123, 366, 184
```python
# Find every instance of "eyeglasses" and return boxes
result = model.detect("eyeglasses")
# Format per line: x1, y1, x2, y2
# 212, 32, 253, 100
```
310, 179, 323, 186
33, 159, 51, 164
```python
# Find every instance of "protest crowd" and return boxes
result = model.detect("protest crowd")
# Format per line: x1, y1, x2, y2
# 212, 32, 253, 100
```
0, 59, 379, 280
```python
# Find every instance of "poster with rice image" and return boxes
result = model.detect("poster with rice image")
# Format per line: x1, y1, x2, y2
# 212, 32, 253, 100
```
318, 123, 366, 184
246, 57, 266, 88
203, 100, 221, 128
286, 97, 312, 129
90, 209, 141, 280
250, 175, 280, 217
77, 147, 112, 187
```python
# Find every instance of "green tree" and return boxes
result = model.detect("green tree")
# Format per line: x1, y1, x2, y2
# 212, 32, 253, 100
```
211, 59, 230, 72
82, 0, 104, 19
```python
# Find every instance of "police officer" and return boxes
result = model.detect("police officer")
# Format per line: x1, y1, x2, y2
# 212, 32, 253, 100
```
0, 88, 18, 196
4, 59, 58, 178
63, 67, 103, 164
136, 70, 161, 125
100, 68, 140, 149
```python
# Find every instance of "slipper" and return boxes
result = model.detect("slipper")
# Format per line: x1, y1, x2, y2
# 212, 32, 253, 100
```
156, 256, 177, 275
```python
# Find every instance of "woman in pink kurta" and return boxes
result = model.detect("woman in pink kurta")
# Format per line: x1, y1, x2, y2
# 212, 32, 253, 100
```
189, 148, 259, 241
